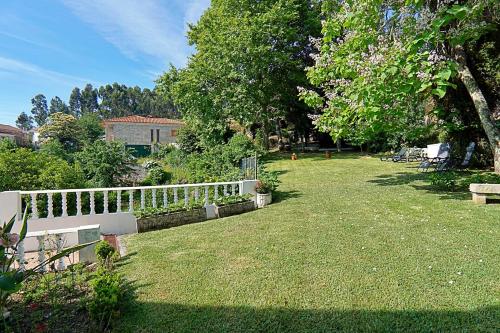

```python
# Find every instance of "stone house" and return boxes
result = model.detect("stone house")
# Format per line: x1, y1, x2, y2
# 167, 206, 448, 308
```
102, 115, 184, 156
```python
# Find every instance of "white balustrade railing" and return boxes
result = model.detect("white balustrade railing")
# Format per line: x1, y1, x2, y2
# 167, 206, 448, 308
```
18, 181, 244, 220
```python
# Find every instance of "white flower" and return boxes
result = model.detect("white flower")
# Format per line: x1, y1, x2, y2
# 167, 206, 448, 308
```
448, 280, 454, 284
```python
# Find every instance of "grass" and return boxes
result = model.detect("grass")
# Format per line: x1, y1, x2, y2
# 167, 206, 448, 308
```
118, 153, 499, 332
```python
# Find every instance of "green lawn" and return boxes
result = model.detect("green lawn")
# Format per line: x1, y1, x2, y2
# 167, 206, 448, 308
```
118, 153, 499, 332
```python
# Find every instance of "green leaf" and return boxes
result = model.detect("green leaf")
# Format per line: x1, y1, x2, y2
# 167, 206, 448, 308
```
19, 206, 29, 242
437, 69, 452, 81
0, 274, 17, 292
3, 215, 16, 233
432, 88, 447, 99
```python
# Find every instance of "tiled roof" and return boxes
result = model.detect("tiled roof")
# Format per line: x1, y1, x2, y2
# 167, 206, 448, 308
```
0, 124, 24, 136
102, 115, 184, 125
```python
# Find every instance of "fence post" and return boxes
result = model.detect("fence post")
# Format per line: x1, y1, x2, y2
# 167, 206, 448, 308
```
239, 180, 258, 203
0, 191, 21, 223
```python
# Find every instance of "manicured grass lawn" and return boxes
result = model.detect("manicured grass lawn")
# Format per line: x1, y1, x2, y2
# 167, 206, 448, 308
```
118, 153, 499, 332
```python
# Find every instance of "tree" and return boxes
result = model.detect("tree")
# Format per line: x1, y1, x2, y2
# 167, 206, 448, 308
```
301, 0, 500, 172
69, 87, 82, 117
81, 84, 99, 115
75, 140, 134, 187
30, 94, 48, 127
77, 113, 104, 144
15, 112, 33, 131
49, 96, 70, 115
157, 0, 322, 148
38, 112, 82, 152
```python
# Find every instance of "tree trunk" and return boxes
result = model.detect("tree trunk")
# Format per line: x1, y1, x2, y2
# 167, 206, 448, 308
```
455, 46, 500, 174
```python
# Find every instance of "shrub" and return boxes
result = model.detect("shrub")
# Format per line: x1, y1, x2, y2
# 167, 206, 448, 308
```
256, 169, 280, 194
459, 172, 500, 188
428, 172, 458, 191
142, 167, 172, 186
87, 269, 127, 331
95, 241, 118, 264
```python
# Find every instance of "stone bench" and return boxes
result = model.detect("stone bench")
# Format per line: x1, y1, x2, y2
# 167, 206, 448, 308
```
469, 183, 500, 204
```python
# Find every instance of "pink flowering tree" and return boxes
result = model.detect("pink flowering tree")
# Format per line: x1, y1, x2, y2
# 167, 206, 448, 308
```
300, 0, 499, 171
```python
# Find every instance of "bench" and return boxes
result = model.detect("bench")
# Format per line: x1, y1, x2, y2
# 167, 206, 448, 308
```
469, 183, 500, 204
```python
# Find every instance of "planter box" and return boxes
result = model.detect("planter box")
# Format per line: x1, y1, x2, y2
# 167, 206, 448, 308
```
256, 193, 272, 208
215, 201, 255, 218
137, 207, 207, 233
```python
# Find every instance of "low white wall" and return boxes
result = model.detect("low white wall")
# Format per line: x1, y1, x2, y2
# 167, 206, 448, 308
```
0, 191, 20, 224
14, 213, 137, 252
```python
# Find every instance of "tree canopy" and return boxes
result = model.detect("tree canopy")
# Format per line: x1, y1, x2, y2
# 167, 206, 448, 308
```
157, 0, 322, 147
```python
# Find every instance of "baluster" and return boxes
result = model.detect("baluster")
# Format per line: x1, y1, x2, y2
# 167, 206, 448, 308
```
184, 187, 189, 206
163, 188, 168, 207
76, 191, 82, 216
103, 191, 109, 214
204, 185, 209, 206
89, 191, 95, 215
194, 187, 199, 202
47, 193, 54, 219
56, 235, 65, 271
140, 189, 145, 209
129, 190, 134, 212
151, 189, 156, 208
231, 184, 236, 196
116, 190, 122, 212
37, 236, 46, 273
17, 240, 25, 271
174, 187, 178, 203
223, 184, 228, 196
214, 185, 219, 201
61, 193, 68, 217
30, 193, 38, 219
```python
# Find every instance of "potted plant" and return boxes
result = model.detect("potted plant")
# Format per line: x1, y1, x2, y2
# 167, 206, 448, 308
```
255, 171, 280, 208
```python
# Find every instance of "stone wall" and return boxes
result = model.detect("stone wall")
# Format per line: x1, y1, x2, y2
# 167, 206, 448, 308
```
105, 122, 183, 145
137, 207, 207, 233
216, 201, 255, 218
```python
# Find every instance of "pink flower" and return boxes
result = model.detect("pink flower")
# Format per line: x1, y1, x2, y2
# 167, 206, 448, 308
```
9, 233, 19, 245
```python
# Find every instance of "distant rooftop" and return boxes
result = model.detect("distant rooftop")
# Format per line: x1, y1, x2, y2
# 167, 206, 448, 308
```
0, 124, 24, 135
103, 115, 184, 125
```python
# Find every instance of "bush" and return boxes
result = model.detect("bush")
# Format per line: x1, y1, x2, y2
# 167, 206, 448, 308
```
428, 172, 458, 191
95, 241, 118, 264
87, 269, 128, 331
142, 167, 172, 186
256, 168, 280, 194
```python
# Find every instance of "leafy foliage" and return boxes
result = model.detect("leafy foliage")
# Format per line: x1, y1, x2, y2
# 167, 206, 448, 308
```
157, 0, 322, 147
75, 140, 135, 187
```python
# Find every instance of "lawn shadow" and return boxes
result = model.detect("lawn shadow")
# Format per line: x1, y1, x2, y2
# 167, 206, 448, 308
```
272, 190, 302, 204
368, 171, 475, 201
118, 302, 499, 333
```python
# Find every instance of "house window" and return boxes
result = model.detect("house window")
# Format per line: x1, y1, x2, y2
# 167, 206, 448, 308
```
156, 129, 160, 143
171, 129, 177, 137
150, 129, 154, 143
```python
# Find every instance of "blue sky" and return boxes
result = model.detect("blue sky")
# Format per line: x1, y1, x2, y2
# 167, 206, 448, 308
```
0, 0, 210, 126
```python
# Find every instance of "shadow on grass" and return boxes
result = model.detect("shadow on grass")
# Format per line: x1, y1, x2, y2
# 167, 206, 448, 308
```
272, 190, 302, 204
368, 172, 474, 201
262, 151, 365, 162
118, 302, 499, 333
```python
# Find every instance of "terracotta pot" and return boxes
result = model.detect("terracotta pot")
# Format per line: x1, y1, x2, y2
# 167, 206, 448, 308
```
291, 153, 297, 160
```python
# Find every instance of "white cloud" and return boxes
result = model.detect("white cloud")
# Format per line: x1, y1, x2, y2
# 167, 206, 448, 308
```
0, 56, 98, 87
61, 0, 210, 68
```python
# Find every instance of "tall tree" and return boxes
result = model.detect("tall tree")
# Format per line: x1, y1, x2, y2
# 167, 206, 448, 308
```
80, 84, 99, 115
69, 87, 82, 117
302, 0, 500, 172
49, 96, 70, 115
15, 112, 34, 131
157, 0, 322, 148
30, 94, 49, 127
38, 112, 82, 152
